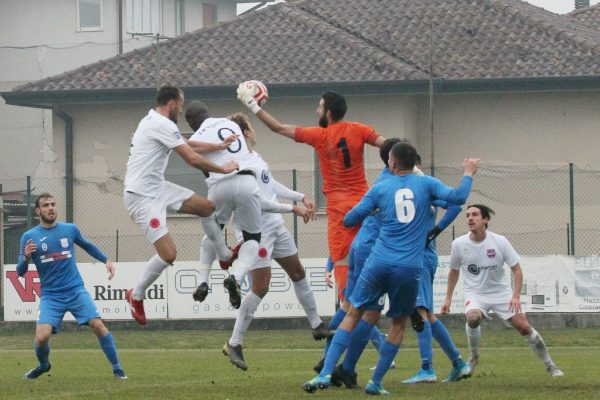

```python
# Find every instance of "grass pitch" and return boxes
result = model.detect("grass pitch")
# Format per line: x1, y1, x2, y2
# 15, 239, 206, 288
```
1, 326, 599, 399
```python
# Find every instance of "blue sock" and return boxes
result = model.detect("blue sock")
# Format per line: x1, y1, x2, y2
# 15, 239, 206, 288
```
431, 320, 461, 364
342, 320, 374, 373
417, 320, 433, 370
371, 341, 399, 385
98, 332, 122, 371
34, 341, 50, 368
369, 325, 385, 351
320, 328, 351, 378
323, 308, 347, 359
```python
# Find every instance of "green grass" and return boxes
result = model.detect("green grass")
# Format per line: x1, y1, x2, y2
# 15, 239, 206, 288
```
1, 327, 599, 399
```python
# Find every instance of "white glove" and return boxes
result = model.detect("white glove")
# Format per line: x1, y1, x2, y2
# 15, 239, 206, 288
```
237, 82, 261, 114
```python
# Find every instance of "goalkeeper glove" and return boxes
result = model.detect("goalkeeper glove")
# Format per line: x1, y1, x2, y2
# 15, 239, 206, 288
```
237, 82, 262, 114
425, 225, 442, 247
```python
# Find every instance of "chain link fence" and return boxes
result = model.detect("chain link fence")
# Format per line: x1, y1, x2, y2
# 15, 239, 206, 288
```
2, 163, 599, 265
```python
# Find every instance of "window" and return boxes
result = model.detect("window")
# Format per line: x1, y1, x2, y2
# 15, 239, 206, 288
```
203, 3, 217, 27
127, 0, 161, 35
78, 0, 103, 31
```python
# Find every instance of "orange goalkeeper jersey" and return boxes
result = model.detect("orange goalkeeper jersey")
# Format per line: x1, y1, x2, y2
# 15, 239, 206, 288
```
295, 121, 379, 202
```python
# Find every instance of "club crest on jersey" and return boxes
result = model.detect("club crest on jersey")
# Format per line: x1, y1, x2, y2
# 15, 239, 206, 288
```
261, 170, 269, 183
60, 238, 69, 248
149, 218, 161, 229
467, 264, 480, 275
174, 130, 181, 139
42, 243, 48, 251
487, 249, 496, 258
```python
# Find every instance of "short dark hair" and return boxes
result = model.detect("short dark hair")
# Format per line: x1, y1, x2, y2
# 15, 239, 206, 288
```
321, 92, 347, 121
229, 112, 251, 133
379, 138, 403, 166
185, 100, 210, 132
35, 193, 54, 208
467, 204, 495, 228
156, 85, 182, 106
390, 142, 417, 170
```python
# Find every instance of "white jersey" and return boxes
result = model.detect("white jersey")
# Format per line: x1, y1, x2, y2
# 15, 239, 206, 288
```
124, 109, 185, 197
245, 152, 304, 232
189, 117, 254, 186
449, 231, 520, 297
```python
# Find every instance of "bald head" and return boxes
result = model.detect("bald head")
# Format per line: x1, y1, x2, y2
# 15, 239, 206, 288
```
185, 100, 210, 132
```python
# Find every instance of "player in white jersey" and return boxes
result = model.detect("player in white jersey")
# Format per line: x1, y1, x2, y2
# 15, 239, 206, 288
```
185, 101, 297, 309
211, 113, 331, 370
124, 86, 238, 325
442, 204, 563, 378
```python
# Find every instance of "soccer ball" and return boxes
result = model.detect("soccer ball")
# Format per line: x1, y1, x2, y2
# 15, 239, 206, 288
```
246, 80, 269, 107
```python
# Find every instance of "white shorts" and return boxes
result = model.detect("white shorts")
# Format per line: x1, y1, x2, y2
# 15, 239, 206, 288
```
464, 292, 524, 321
235, 224, 298, 270
123, 181, 194, 244
208, 174, 262, 234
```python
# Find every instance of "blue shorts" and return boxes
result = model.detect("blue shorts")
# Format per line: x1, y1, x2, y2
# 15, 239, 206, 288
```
350, 258, 421, 319
415, 264, 436, 311
38, 288, 101, 333
345, 246, 372, 301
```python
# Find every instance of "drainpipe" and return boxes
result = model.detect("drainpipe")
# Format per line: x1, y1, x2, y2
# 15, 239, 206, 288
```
117, 0, 123, 54
54, 106, 74, 223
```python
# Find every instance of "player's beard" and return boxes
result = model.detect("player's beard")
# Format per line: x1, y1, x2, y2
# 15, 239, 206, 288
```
318, 115, 328, 128
39, 211, 57, 225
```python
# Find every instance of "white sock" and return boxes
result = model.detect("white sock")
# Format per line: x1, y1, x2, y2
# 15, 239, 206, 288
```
526, 328, 553, 365
198, 235, 215, 283
199, 216, 232, 261
133, 254, 170, 300
466, 323, 481, 359
228, 240, 259, 282
293, 278, 322, 329
229, 291, 262, 346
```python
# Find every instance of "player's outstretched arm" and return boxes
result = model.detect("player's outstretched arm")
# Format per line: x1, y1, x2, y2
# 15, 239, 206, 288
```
187, 134, 239, 154
343, 190, 377, 227
174, 143, 238, 174
237, 83, 297, 140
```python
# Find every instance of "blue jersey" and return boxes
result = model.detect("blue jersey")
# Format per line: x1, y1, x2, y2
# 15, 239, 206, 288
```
351, 167, 393, 251
17, 223, 108, 298
344, 174, 472, 268
423, 201, 462, 268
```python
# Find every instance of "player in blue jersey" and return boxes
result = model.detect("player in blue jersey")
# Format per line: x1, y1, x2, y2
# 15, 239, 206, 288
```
16, 193, 126, 380
303, 142, 479, 395
315, 138, 403, 388
402, 155, 471, 384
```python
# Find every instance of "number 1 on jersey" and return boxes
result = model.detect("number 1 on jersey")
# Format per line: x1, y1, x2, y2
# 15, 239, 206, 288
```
337, 138, 352, 168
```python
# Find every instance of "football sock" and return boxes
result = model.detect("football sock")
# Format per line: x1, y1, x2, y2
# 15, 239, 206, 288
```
98, 332, 122, 371
417, 320, 433, 370
526, 328, 552, 364
370, 326, 385, 351
133, 254, 169, 300
198, 235, 215, 283
466, 323, 481, 359
292, 278, 321, 329
371, 341, 399, 385
228, 240, 259, 282
323, 308, 347, 358
200, 216, 232, 261
229, 291, 262, 347
342, 319, 374, 373
320, 328, 351, 377
34, 341, 50, 369
431, 320, 461, 364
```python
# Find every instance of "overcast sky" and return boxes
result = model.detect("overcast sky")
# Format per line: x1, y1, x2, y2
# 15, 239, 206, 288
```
238, 1, 600, 15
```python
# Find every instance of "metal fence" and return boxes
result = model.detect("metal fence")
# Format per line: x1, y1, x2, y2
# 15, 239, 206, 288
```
2, 163, 599, 266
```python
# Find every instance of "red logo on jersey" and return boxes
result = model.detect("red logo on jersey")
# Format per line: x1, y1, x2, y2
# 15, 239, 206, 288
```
258, 247, 268, 258
6, 271, 42, 302
149, 218, 161, 229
